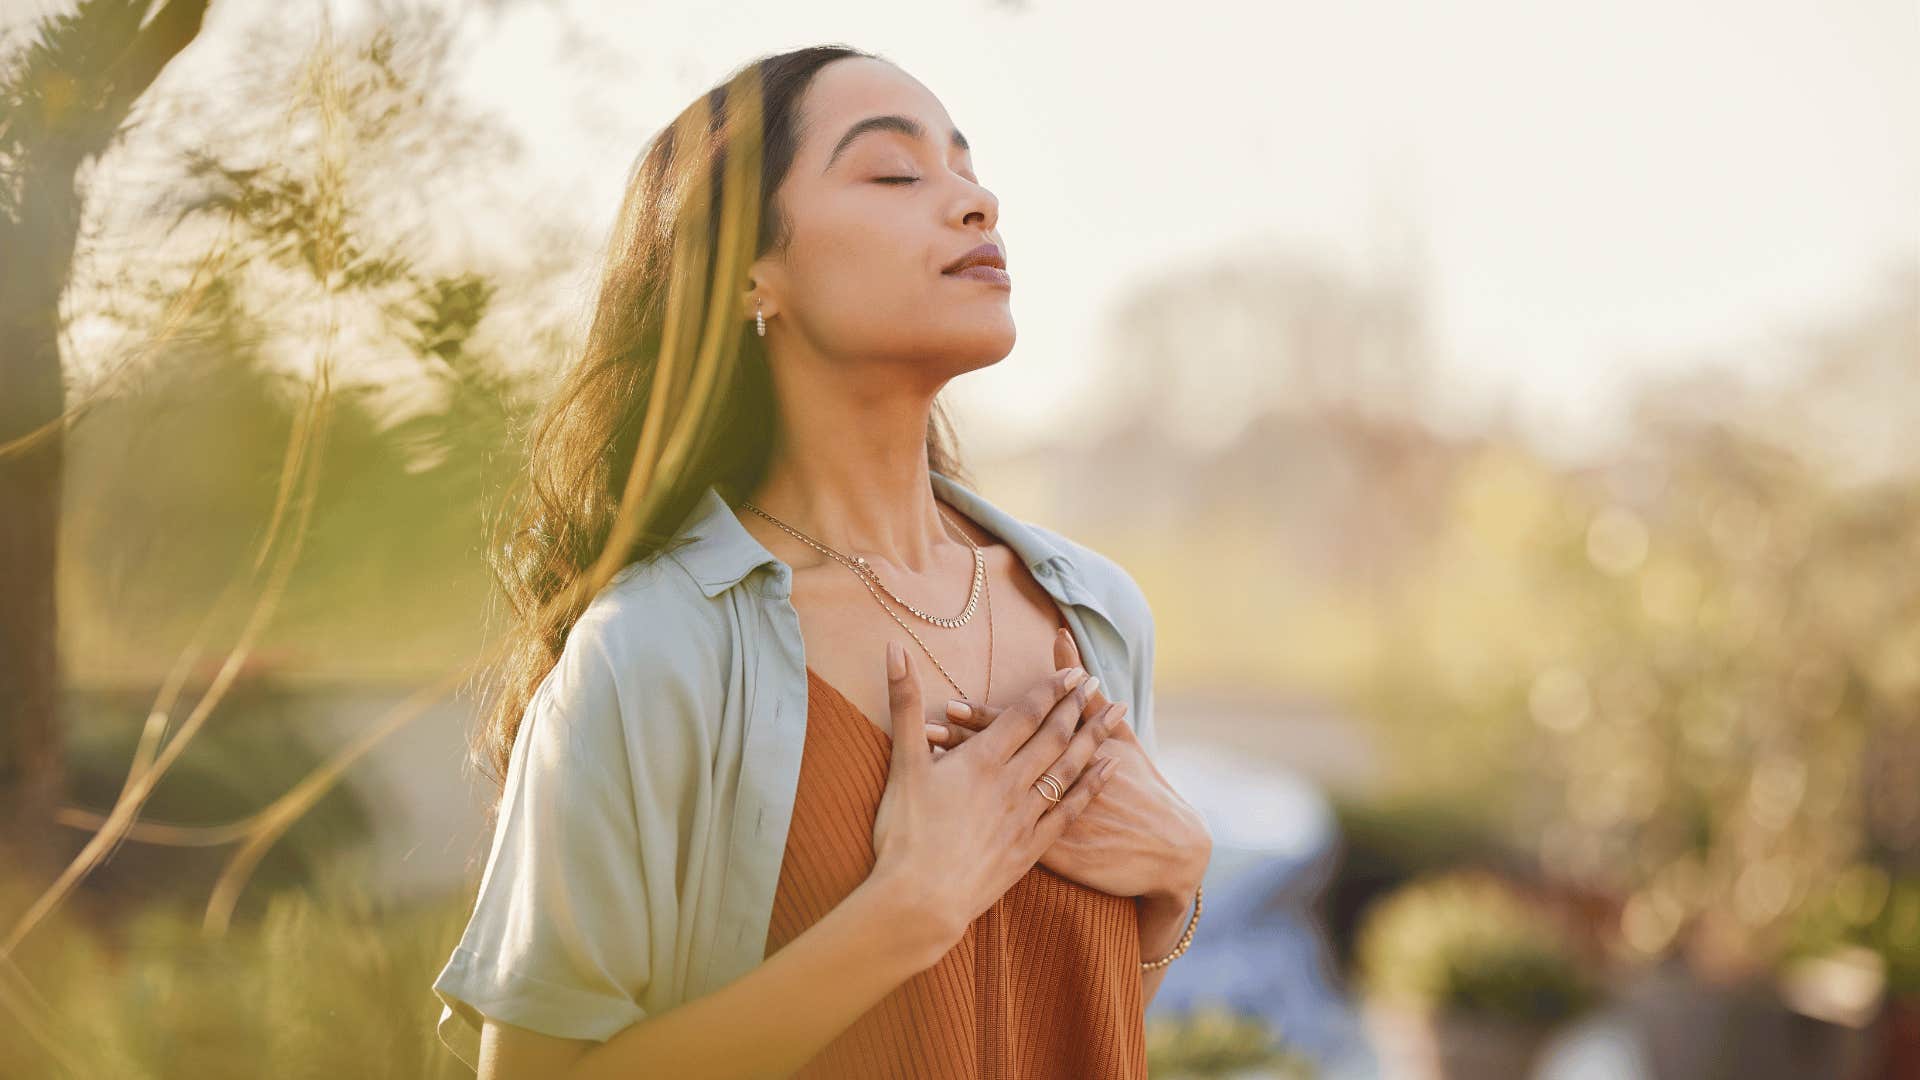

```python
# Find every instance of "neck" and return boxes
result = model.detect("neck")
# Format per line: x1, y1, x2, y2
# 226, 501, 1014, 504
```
745, 368, 957, 574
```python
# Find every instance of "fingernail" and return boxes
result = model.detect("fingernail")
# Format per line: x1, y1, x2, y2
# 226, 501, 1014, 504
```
946, 699, 972, 721
887, 641, 904, 679
1064, 666, 1087, 690
924, 723, 946, 743
1101, 758, 1119, 780
1079, 675, 1100, 700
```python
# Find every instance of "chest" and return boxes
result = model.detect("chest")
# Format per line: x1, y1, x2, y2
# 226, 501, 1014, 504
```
789, 542, 1076, 739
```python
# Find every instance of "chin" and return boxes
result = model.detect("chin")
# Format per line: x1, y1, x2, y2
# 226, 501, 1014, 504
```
915, 338, 1010, 381
946, 325, 1016, 372
950, 311, 1016, 350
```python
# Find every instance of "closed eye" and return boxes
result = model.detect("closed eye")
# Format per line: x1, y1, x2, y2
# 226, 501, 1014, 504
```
875, 176, 920, 185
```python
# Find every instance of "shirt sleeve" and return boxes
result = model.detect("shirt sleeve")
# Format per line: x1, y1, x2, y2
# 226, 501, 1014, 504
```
1133, 600, 1159, 759
430, 614, 668, 1072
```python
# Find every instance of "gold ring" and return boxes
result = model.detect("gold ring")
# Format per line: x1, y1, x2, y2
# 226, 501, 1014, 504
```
1034, 773, 1065, 803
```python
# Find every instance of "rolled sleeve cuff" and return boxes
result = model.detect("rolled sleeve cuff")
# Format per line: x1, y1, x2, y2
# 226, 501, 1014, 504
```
430, 946, 649, 1073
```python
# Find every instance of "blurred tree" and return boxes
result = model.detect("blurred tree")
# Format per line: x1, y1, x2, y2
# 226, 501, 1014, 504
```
1, 2, 537, 967
1352, 269, 1920, 983
0, 0, 211, 869
1101, 244, 1435, 451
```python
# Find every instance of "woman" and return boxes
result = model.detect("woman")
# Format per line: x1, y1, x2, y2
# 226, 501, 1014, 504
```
431, 44, 1212, 1078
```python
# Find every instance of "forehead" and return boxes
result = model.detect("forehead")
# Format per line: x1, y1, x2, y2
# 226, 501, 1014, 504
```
796, 58, 958, 163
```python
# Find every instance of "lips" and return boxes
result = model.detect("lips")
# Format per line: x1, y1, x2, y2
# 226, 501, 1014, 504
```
942, 242, 1006, 274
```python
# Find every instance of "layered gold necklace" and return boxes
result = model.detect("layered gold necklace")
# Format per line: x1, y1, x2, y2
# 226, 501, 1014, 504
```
740, 497, 993, 704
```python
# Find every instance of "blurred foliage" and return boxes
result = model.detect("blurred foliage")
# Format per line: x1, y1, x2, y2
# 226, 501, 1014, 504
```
2, 853, 473, 1078
1319, 790, 1528, 971
51, 8, 539, 687
1145, 1003, 1319, 1079
1356, 869, 1600, 1026
1787, 869, 1920, 1000
1333, 271, 1920, 983
4, 10, 536, 1069
57, 673, 374, 916
58, 261, 529, 684
4, 0, 1912, 1068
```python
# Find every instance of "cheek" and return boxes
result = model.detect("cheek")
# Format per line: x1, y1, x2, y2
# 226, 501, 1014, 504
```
814, 211, 926, 291
790, 223, 933, 324
781, 206, 1012, 355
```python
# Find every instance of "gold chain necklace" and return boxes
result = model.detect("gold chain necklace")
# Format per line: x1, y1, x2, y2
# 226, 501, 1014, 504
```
740, 498, 993, 704
744, 500, 985, 628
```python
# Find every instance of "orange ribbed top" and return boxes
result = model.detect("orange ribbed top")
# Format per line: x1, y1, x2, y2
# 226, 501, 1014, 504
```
762, 665, 1148, 1079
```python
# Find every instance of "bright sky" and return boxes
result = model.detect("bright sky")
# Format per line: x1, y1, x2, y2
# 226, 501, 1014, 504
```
30, 0, 1919, 461
435, 0, 1916, 461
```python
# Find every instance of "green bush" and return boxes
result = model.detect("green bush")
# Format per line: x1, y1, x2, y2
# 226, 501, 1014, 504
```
1786, 869, 1920, 1000
57, 678, 376, 917
1356, 869, 1600, 1026
1145, 1004, 1318, 1079
4, 854, 475, 1079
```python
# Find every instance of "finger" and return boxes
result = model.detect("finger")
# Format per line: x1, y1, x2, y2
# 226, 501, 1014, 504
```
1032, 741, 1122, 848
972, 666, 1087, 764
1053, 628, 1112, 717
948, 690, 1099, 737
1025, 699, 1119, 822
943, 697, 1003, 733
1053, 626, 1076, 671
884, 642, 929, 780
1010, 671, 1102, 784
926, 718, 976, 749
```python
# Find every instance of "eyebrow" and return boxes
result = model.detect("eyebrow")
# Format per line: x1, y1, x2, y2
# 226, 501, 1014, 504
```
823, 114, 970, 174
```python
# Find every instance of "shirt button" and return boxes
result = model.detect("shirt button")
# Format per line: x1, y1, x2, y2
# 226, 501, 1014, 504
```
1036, 563, 1053, 577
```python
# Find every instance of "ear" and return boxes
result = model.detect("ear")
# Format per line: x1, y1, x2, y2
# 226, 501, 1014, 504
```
743, 259, 783, 322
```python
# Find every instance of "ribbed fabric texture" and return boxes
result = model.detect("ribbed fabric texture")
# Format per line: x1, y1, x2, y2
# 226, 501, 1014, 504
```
763, 665, 1149, 1079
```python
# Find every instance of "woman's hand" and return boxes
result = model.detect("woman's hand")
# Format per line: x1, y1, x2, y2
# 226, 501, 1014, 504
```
868, 641, 1122, 965
929, 629, 1213, 907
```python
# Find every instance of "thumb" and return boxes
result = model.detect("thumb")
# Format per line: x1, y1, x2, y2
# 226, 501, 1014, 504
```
1053, 626, 1077, 671
885, 641, 930, 777
1053, 627, 1110, 722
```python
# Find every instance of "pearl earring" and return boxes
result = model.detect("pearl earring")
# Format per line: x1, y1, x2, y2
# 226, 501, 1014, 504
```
755, 300, 766, 337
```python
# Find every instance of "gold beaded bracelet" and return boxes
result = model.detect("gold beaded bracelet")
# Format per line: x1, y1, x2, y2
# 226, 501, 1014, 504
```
1139, 882, 1203, 971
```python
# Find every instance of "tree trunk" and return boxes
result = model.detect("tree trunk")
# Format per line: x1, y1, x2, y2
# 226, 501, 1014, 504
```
0, 0, 211, 878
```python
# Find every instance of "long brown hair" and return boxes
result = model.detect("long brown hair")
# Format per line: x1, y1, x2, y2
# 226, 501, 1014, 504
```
471, 45, 973, 794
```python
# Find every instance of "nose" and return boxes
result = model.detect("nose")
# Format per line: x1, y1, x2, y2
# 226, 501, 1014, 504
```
954, 179, 998, 233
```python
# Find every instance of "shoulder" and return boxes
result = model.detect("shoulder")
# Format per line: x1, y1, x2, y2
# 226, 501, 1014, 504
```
548, 554, 734, 716
585, 552, 729, 645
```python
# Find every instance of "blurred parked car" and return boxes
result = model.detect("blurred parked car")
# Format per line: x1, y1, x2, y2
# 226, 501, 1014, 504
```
1149, 740, 1378, 1076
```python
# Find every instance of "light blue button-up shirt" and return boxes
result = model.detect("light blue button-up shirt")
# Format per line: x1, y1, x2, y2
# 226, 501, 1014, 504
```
431, 468, 1158, 1071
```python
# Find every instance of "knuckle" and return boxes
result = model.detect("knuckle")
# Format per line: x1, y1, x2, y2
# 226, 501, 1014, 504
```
1052, 700, 1076, 731
1030, 681, 1060, 711
1051, 721, 1074, 753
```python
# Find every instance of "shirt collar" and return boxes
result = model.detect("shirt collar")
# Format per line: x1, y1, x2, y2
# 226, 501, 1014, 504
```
666, 469, 1086, 611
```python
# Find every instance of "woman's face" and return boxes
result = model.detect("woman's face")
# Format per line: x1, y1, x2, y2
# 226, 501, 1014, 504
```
749, 58, 1013, 382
